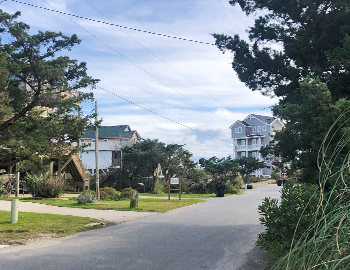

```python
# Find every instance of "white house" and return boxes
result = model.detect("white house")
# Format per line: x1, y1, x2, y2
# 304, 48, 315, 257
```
80, 125, 141, 173
230, 114, 283, 177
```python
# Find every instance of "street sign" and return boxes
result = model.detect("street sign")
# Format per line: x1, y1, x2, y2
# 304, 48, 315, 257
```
170, 177, 179, 185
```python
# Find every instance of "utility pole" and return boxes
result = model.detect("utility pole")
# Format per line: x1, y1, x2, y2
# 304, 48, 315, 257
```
95, 101, 100, 200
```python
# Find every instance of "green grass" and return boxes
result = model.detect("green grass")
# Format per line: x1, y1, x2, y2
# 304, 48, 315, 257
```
139, 193, 236, 198
19, 197, 204, 212
0, 210, 105, 245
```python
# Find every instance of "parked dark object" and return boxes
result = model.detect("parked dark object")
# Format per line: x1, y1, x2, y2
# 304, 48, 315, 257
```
276, 180, 282, 186
246, 184, 253, 189
215, 183, 226, 197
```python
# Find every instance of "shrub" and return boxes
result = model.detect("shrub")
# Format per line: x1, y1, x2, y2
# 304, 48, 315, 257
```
100, 187, 121, 200
120, 187, 134, 199
153, 179, 167, 194
77, 190, 96, 204
0, 183, 9, 197
232, 175, 244, 189
224, 184, 238, 194
257, 183, 320, 261
24, 174, 65, 198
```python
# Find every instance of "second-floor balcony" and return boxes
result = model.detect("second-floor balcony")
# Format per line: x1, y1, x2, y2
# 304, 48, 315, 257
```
236, 144, 264, 150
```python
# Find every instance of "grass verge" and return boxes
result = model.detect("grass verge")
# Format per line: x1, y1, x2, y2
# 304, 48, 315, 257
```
0, 210, 106, 245
18, 198, 205, 212
139, 192, 242, 198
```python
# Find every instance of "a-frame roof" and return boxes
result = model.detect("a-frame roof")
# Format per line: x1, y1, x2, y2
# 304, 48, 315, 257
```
246, 114, 276, 124
82, 125, 141, 139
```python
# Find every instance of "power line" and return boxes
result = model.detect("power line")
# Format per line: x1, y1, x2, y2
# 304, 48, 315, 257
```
95, 85, 232, 144
34, 0, 231, 123
4, 0, 216, 46
1, 0, 233, 144
83, 0, 230, 112
36, 0, 232, 144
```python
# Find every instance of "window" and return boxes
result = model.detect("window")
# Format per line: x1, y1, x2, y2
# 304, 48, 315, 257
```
253, 126, 256, 132
252, 139, 257, 145
241, 152, 246, 157
235, 127, 242, 133
252, 152, 257, 157
262, 125, 266, 131
241, 140, 246, 145
257, 126, 261, 132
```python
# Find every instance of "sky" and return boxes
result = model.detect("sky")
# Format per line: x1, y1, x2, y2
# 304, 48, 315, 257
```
0, 0, 278, 161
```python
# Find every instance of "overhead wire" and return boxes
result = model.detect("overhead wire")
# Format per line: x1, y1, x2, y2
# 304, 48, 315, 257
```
3, 0, 216, 46
83, 0, 231, 113
1, 0, 234, 145
95, 85, 232, 144
39, 0, 233, 145
30, 0, 232, 124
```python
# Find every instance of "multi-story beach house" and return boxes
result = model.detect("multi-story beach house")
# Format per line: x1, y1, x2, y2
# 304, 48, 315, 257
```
230, 114, 283, 177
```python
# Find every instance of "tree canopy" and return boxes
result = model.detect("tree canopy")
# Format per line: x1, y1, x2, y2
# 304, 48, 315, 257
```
213, 0, 350, 183
199, 156, 238, 184
236, 156, 266, 183
0, 10, 98, 171
114, 139, 196, 192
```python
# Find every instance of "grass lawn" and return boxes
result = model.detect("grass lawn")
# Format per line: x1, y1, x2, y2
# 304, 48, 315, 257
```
18, 197, 205, 212
0, 210, 105, 245
140, 192, 244, 198
140, 193, 218, 198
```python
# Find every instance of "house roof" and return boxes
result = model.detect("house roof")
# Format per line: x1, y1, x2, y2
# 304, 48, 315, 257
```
229, 120, 252, 129
240, 120, 251, 126
82, 125, 141, 139
246, 114, 276, 124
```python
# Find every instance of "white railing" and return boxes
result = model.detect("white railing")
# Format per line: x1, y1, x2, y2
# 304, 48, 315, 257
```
236, 144, 264, 150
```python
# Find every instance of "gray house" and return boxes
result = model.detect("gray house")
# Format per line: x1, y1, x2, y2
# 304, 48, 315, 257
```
230, 114, 283, 177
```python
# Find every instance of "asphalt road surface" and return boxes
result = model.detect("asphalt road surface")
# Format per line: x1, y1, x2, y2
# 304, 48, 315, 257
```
0, 184, 281, 270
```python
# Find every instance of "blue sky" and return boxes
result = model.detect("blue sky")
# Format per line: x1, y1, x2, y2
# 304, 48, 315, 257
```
1, 0, 278, 160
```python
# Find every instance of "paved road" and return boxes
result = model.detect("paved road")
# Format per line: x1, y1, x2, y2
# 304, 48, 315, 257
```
0, 184, 281, 270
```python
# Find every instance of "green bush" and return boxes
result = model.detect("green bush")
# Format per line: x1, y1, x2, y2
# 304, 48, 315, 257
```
100, 187, 121, 200
77, 190, 96, 204
0, 183, 9, 197
120, 187, 134, 199
257, 183, 320, 260
224, 183, 238, 194
232, 175, 244, 189
24, 174, 65, 198
153, 179, 167, 194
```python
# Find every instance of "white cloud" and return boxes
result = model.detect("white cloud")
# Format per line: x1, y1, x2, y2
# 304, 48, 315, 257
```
1, 0, 276, 160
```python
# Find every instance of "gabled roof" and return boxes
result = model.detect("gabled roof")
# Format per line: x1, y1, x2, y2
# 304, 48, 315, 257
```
230, 120, 251, 129
82, 125, 141, 139
246, 114, 276, 124
240, 120, 251, 126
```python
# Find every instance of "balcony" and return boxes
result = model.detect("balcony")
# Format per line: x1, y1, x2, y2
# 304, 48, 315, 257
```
236, 144, 264, 150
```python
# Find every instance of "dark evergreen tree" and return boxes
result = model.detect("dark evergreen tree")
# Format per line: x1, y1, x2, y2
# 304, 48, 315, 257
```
213, 0, 350, 183
0, 10, 98, 170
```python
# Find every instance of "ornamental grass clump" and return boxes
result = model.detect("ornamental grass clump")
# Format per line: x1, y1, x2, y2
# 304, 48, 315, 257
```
24, 174, 65, 198
264, 113, 350, 269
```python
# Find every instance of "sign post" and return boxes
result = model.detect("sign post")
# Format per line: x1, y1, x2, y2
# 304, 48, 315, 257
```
169, 177, 181, 200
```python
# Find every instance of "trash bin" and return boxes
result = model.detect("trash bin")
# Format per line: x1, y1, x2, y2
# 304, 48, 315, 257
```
276, 180, 282, 186
216, 184, 225, 197
282, 179, 287, 186
246, 184, 253, 189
